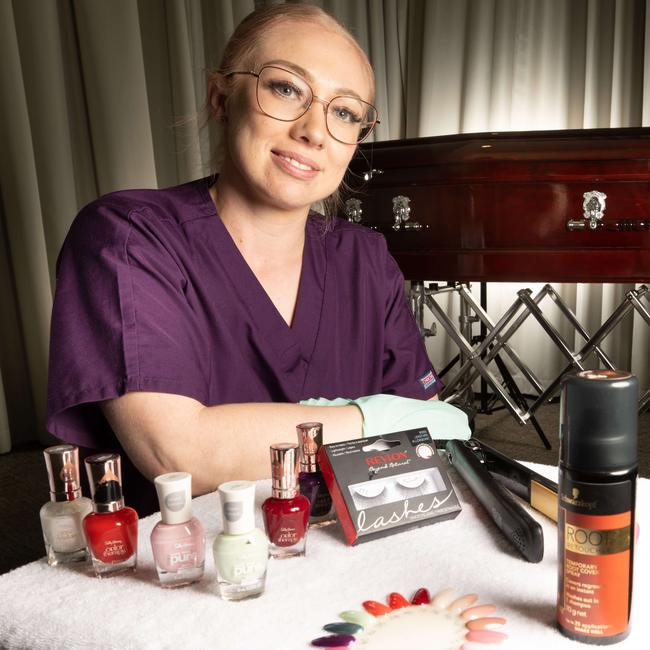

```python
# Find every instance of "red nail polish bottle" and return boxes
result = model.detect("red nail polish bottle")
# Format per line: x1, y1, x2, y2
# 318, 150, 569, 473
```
262, 443, 310, 558
83, 453, 138, 577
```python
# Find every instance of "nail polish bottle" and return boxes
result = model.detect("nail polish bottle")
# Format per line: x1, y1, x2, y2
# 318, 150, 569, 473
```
213, 480, 268, 600
262, 443, 310, 558
297, 422, 335, 527
150, 472, 205, 588
39, 445, 93, 565
83, 453, 138, 577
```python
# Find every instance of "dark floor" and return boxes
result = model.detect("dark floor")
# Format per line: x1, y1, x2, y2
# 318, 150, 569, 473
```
475, 402, 650, 475
0, 441, 49, 575
1, 403, 648, 575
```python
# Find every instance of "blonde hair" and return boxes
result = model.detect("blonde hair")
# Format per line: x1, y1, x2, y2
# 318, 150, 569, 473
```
215, 3, 374, 98
205, 2, 375, 218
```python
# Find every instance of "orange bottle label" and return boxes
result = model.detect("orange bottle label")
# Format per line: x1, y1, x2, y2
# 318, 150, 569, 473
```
558, 508, 631, 637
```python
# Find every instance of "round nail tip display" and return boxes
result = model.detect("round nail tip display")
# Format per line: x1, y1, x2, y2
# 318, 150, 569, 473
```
323, 622, 364, 635
430, 586, 456, 609
387, 592, 410, 609
410, 587, 431, 605
465, 629, 508, 643
461, 604, 498, 621
362, 600, 392, 616
313, 588, 507, 649
311, 634, 356, 647
448, 593, 479, 613
465, 617, 507, 631
339, 610, 376, 627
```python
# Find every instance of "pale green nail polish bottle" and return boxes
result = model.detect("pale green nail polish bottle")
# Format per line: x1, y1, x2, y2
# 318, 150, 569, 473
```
213, 480, 269, 601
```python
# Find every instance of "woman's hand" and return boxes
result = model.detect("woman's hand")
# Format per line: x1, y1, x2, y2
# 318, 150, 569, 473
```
300, 394, 470, 439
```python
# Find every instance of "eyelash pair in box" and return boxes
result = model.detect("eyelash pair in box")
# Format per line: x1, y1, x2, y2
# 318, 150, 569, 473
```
349, 468, 446, 510
318, 428, 461, 545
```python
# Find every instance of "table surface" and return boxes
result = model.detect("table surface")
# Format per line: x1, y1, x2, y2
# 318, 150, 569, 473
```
0, 463, 647, 650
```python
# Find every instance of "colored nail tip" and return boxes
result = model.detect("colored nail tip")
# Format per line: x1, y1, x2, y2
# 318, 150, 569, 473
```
387, 592, 410, 609
461, 604, 498, 621
323, 622, 363, 635
447, 593, 479, 613
411, 588, 431, 605
311, 634, 356, 647
339, 610, 375, 627
430, 587, 456, 610
363, 600, 392, 616
465, 629, 508, 643
465, 617, 507, 631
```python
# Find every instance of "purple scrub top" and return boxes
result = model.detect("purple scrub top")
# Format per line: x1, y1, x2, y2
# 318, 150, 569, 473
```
47, 177, 440, 513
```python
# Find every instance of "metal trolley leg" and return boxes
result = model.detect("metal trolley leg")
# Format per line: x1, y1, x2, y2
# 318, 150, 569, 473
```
527, 285, 650, 414
414, 283, 551, 447
408, 281, 649, 445
628, 288, 650, 414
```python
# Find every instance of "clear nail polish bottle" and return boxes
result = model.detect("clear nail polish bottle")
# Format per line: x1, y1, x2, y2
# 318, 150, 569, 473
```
262, 443, 310, 558
39, 445, 93, 565
150, 472, 205, 588
83, 453, 138, 578
213, 480, 268, 601
297, 422, 335, 527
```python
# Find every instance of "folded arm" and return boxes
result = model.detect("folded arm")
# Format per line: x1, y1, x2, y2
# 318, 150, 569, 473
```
101, 392, 363, 496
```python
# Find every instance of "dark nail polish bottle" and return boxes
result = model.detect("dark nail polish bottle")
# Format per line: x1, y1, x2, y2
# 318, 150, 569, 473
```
297, 422, 335, 527
557, 370, 637, 644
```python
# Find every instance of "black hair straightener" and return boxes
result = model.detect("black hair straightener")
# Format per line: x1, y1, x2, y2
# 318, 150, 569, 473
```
472, 440, 558, 523
443, 439, 558, 564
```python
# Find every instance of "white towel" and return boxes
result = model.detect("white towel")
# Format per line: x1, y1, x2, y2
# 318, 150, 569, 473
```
0, 464, 646, 650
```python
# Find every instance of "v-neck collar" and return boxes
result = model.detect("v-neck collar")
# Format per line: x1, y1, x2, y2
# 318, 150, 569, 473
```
197, 178, 327, 384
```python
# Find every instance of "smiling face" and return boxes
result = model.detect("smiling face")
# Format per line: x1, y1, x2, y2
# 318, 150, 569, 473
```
216, 19, 374, 218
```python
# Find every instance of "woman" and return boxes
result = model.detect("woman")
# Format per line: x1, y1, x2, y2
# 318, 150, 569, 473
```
47, 4, 468, 515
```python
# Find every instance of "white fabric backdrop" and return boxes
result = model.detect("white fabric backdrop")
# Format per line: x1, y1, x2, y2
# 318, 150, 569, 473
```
0, 0, 648, 450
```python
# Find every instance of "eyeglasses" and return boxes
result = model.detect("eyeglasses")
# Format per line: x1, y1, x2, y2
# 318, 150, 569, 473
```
224, 65, 379, 145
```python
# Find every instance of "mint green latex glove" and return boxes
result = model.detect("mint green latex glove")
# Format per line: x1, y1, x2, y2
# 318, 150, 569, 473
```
299, 394, 471, 440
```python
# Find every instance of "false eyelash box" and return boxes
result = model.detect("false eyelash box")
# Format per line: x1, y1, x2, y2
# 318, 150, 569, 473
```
318, 428, 461, 545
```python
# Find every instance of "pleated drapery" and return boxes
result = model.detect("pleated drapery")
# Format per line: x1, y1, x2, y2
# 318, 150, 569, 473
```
1, 0, 649, 450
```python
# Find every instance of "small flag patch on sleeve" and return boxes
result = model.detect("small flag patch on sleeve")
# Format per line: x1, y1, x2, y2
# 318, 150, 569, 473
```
419, 370, 437, 390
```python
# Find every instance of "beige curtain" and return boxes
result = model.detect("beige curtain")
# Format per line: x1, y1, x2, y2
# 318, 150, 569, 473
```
0, 0, 648, 451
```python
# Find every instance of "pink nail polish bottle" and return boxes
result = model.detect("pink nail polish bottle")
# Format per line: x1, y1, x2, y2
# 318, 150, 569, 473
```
150, 472, 205, 588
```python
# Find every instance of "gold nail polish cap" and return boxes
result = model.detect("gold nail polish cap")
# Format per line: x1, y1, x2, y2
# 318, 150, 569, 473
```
43, 444, 82, 502
297, 422, 323, 473
270, 443, 299, 499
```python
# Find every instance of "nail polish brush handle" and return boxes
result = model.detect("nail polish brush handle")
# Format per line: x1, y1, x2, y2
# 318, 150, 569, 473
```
445, 439, 544, 563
